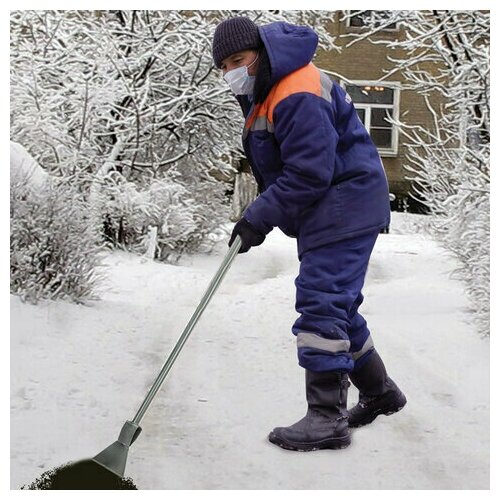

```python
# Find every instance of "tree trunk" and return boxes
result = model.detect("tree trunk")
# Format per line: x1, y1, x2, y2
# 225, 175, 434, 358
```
231, 172, 258, 221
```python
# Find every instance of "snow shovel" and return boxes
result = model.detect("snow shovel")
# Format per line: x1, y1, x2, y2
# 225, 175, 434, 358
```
25, 235, 242, 490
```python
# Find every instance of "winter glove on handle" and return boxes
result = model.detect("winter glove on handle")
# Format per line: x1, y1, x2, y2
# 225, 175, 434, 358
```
229, 217, 266, 253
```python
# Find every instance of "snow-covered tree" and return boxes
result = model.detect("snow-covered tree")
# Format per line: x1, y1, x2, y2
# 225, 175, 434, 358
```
10, 175, 105, 304
10, 9, 338, 182
10, 10, 339, 260
342, 10, 490, 335
10, 140, 106, 303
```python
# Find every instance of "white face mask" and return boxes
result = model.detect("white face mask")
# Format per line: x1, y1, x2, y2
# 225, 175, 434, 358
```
223, 54, 259, 96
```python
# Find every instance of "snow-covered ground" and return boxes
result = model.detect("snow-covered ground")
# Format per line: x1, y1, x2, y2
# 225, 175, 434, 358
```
10, 213, 489, 489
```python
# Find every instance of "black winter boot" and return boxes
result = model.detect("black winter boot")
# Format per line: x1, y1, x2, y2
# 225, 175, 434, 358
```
268, 370, 351, 451
348, 349, 406, 428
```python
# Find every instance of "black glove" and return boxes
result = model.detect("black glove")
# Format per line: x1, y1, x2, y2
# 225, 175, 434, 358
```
228, 217, 266, 253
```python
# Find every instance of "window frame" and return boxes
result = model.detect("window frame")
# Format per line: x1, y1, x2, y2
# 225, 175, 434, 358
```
341, 80, 401, 157
345, 10, 399, 32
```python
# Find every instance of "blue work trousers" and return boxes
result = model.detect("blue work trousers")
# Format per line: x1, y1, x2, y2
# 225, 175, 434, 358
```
293, 231, 379, 372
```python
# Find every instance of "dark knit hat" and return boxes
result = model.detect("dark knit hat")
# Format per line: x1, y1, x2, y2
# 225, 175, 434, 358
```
212, 17, 261, 68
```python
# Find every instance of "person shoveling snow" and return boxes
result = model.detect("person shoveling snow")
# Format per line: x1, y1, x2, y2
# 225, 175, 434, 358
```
213, 16, 406, 451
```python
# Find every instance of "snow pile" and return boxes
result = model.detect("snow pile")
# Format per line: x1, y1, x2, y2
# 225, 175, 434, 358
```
10, 141, 48, 188
10, 213, 489, 489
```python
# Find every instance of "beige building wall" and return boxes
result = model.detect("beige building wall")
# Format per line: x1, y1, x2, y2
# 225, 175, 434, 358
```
314, 13, 442, 207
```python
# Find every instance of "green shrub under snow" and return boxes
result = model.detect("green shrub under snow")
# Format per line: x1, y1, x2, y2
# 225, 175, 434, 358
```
10, 177, 105, 303
97, 171, 229, 263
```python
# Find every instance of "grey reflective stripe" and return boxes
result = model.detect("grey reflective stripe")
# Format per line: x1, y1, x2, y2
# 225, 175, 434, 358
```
296, 332, 350, 354
250, 115, 274, 133
320, 71, 333, 103
352, 335, 374, 360
243, 115, 274, 141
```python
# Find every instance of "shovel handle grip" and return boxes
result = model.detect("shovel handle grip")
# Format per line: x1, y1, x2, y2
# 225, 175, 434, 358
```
131, 235, 242, 425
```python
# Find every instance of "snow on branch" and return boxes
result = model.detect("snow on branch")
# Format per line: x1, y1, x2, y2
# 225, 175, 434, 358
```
344, 10, 489, 335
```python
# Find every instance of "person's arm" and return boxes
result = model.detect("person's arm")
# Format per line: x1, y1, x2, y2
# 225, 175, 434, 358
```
243, 92, 338, 235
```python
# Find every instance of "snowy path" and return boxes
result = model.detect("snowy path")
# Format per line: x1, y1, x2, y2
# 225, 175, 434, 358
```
10, 213, 489, 489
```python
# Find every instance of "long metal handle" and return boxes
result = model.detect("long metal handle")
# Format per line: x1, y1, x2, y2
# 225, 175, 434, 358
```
132, 235, 242, 425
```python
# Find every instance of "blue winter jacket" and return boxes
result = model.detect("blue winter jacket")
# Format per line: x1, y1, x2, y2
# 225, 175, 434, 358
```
238, 22, 391, 257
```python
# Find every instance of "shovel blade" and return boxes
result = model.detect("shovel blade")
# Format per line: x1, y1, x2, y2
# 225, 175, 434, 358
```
92, 420, 142, 478
92, 440, 129, 478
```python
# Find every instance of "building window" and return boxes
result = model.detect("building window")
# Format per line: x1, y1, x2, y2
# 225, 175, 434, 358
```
346, 11, 398, 31
343, 81, 401, 156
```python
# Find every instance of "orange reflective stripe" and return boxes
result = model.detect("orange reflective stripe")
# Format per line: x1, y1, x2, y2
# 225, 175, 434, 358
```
245, 63, 322, 131
266, 63, 321, 121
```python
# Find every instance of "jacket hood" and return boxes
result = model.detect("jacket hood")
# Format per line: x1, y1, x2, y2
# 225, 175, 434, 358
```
258, 22, 319, 85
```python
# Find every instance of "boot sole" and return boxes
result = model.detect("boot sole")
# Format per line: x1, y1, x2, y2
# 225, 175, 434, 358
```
349, 396, 407, 428
268, 432, 351, 452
